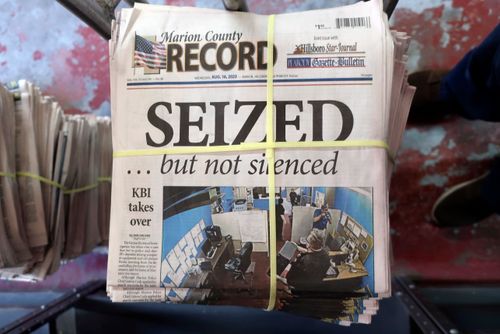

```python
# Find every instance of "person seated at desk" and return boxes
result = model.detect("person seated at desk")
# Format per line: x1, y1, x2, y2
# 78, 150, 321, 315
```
285, 230, 331, 291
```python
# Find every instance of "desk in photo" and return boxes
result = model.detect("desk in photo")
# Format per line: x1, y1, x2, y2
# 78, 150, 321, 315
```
182, 238, 233, 303
321, 251, 369, 291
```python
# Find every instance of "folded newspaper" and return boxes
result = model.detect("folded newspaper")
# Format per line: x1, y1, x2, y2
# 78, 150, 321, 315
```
107, 0, 415, 324
0, 81, 112, 281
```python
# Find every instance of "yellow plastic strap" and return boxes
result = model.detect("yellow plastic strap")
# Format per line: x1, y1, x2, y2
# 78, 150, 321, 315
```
113, 140, 394, 163
2, 171, 110, 194
16, 171, 64, 189
63, 182, 99, 195
265, 14, 277, 312
0, 172, 16, 178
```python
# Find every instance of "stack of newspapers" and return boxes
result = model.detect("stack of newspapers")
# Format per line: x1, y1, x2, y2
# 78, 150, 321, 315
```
107, 0, 415, 324
0, 81, 112, 282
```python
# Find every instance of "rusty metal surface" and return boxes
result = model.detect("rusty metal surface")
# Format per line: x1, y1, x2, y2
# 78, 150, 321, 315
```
0, 0, 498, 290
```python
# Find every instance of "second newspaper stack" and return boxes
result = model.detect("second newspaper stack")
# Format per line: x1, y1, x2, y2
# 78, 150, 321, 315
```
108, 0, 415, 324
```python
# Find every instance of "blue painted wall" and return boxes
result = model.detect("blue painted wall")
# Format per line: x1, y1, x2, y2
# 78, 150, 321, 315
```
220, 186, 234, 212
253, 198, 269, 210
161, 204, 213, 260
333, 188, 374, 293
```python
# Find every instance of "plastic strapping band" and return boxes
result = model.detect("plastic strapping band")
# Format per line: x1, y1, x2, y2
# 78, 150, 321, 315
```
16, 171, 64, 189
265, 14, 277, 311
113, 140, 394, 162
0, 172, 111, 194
0, 172, 16, 179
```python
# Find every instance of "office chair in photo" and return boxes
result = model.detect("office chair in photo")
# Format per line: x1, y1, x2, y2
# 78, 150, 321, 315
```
224, 242, 253, 283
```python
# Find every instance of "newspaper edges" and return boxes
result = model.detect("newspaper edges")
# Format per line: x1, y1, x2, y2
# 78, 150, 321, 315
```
0, 81, 112, 281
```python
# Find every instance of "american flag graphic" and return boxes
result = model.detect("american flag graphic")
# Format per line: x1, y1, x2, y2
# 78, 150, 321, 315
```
134, 35, 166, 69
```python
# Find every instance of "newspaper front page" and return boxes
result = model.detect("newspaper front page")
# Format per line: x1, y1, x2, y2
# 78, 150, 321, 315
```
108, 0, 410, 322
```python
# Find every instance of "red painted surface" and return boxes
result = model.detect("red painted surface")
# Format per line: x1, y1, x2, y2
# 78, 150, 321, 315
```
70, 26, 110, 111
32, 50, 43, 61
164, 0, 196, 6
45, 26, 110, 114
391, 116, 500, 281
46, 48, 87, 113
390, 0, 500, 282
248, 0, 304, 14
392, 0, 499, 70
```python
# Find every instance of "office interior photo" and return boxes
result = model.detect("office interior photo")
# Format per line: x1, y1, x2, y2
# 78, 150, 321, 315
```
160, 186, 374, 308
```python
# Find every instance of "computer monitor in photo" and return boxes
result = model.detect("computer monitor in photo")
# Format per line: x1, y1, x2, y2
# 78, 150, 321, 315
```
204, 225, 222, 243
201, 238, 213, 257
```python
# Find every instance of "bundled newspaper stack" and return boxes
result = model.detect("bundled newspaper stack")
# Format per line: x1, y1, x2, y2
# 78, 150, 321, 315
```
107, 0, 415, 324
0, 81, 112, 282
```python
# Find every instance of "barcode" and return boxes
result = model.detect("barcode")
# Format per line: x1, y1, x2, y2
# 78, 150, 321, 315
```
335, 17, 371, 28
